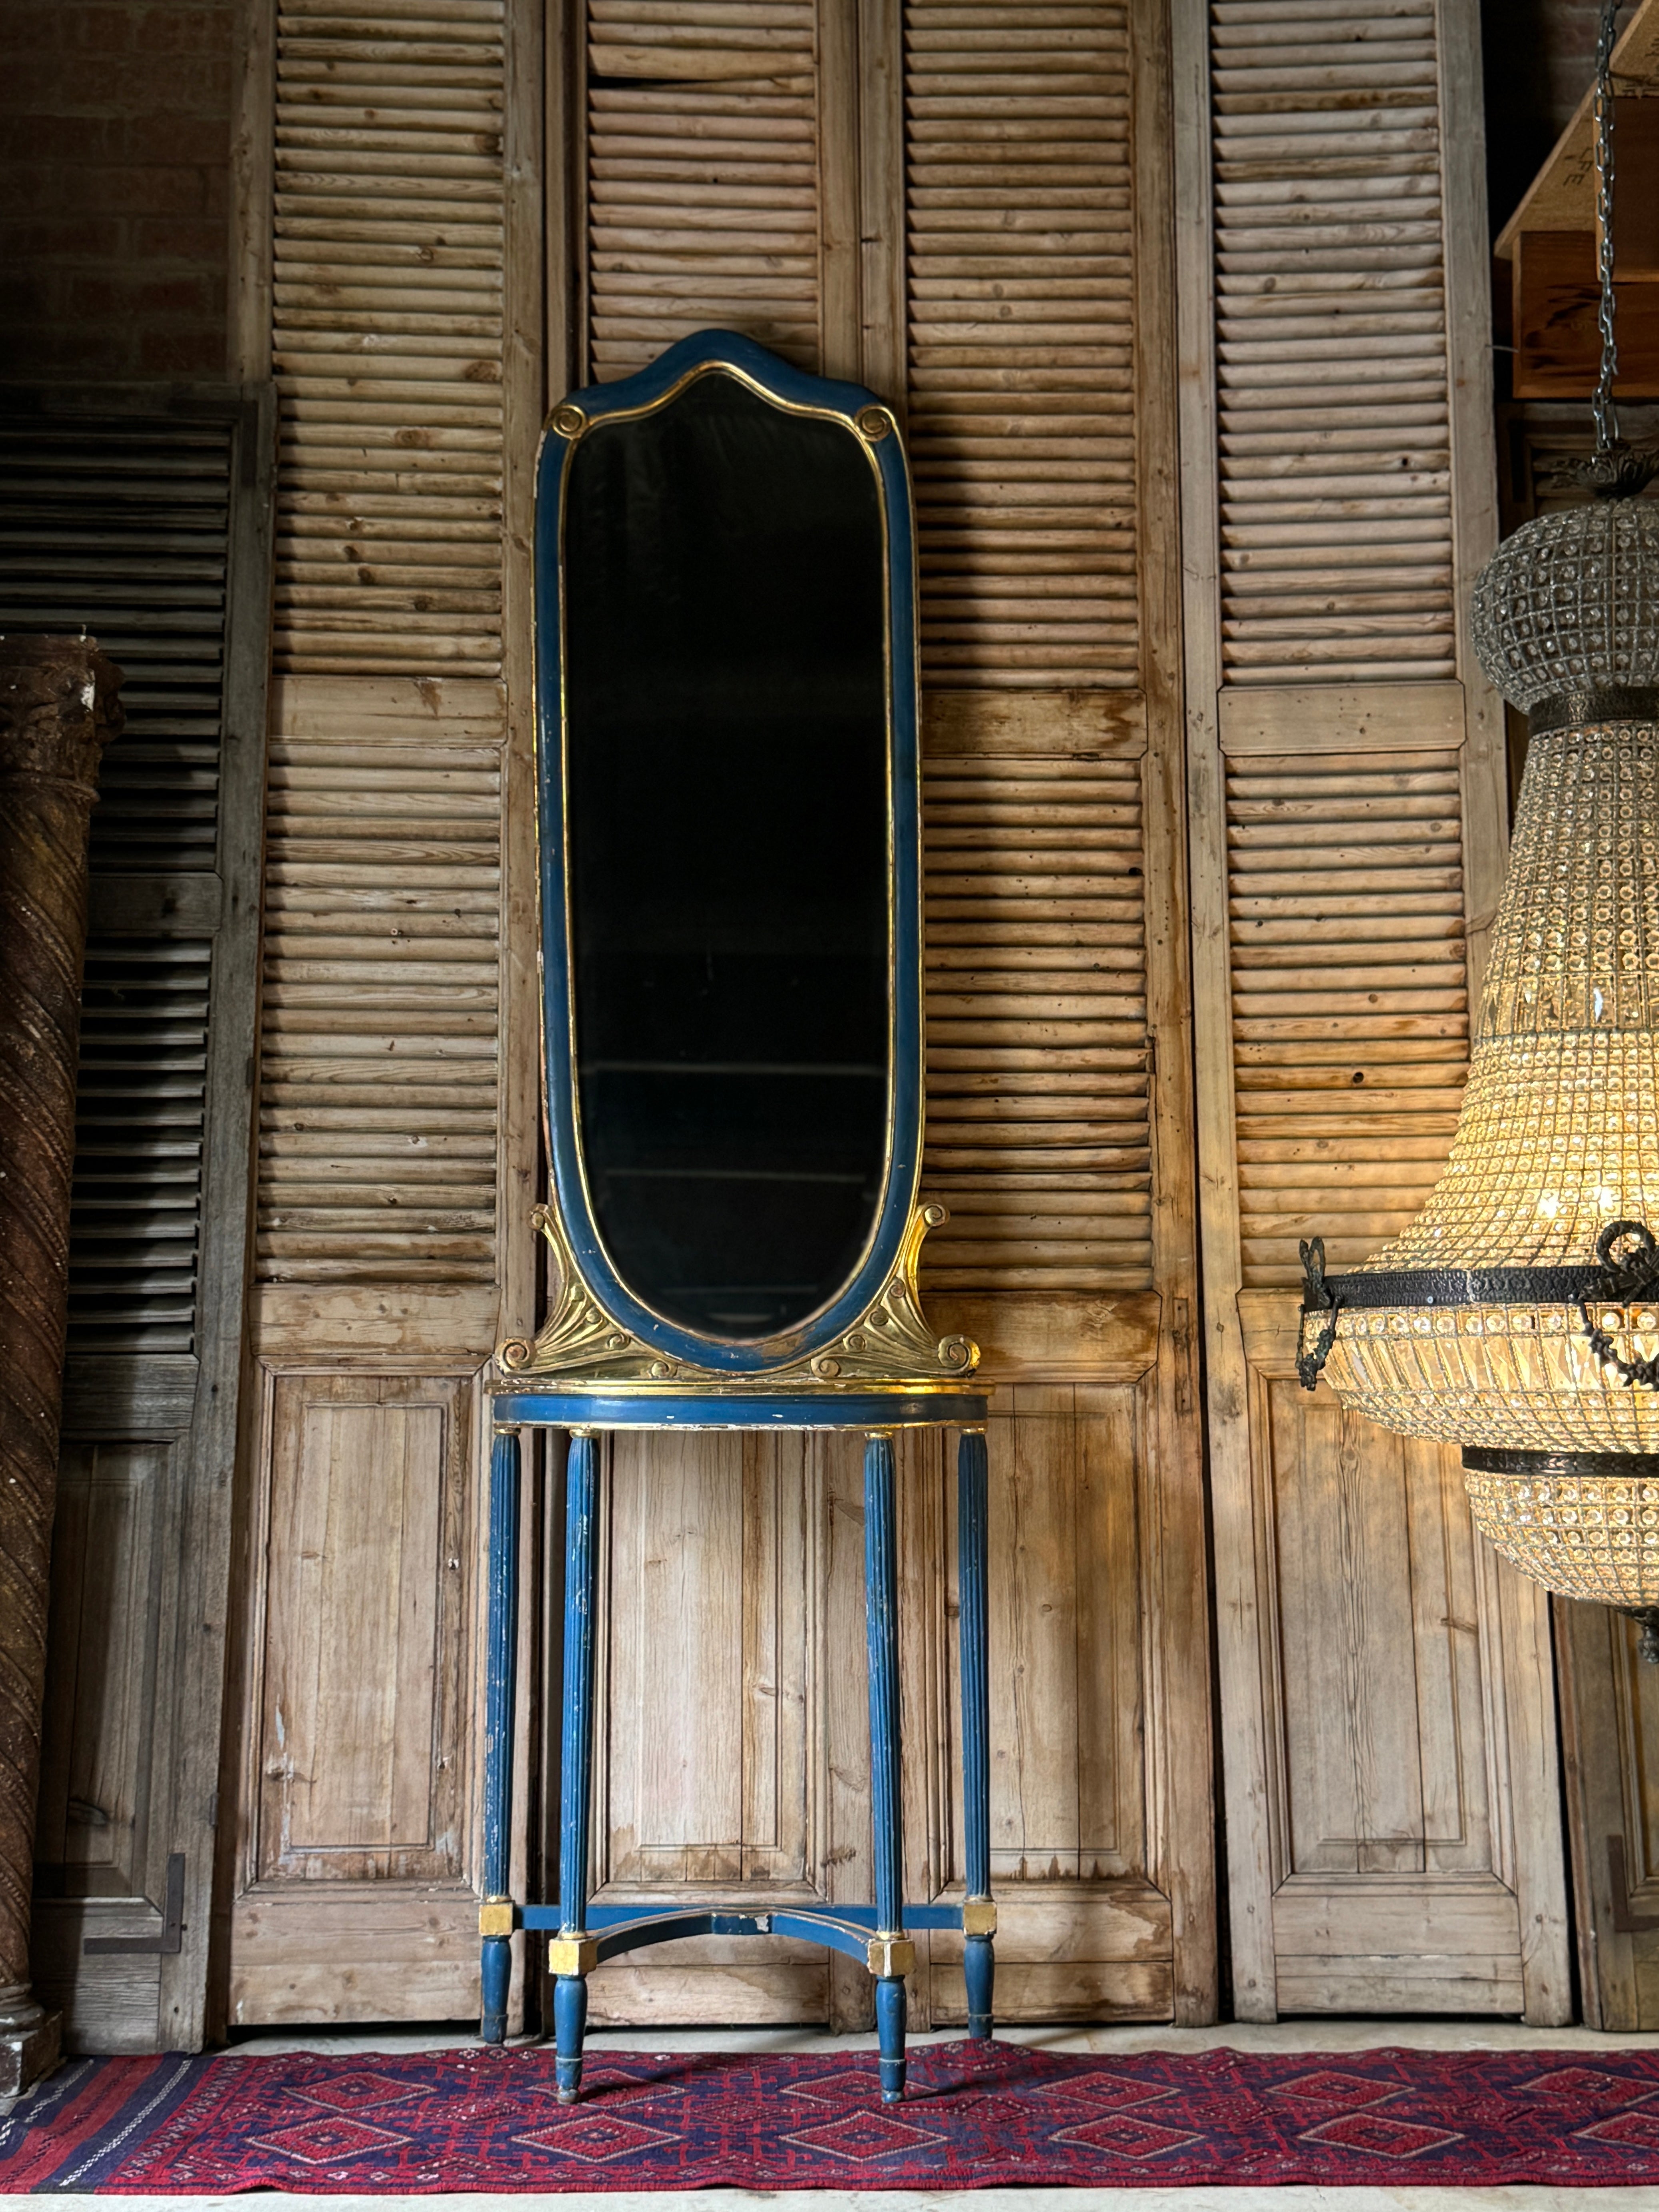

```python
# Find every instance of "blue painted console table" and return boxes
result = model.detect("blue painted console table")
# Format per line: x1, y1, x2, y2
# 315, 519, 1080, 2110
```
480, 1390, 993, 2104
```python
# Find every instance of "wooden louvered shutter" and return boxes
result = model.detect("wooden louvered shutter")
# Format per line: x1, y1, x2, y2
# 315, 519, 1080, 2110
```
906, 0, 1151, 1301
256, 0, 514, 1317
0, 382, 273, 2050
271, 0, 507, 678
1176, 0, 1570, 2021
905, 2, 1136, 692
584, 0, 823, 378
224, 0, 541, 2030
553, 0, 1214, 2034
1209, 1, 1456, 689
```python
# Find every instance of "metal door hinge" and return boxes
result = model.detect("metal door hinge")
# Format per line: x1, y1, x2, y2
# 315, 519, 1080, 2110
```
1172, 1295, 1193, 1415
84, 1853, 186, 1956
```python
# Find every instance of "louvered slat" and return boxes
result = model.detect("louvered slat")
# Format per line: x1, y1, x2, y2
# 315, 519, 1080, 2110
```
1228, 746, 1469, 1287
0, 417, 230, 878
1211, 0, 1457, 684
0, 406, 236, 1355
273, 0, 506, 675
70, 945, 211, 1354
906, 0, 1136, 688
257, 717, 501, 1285
586, 0, 820, 380
922, 751, 1152, 1291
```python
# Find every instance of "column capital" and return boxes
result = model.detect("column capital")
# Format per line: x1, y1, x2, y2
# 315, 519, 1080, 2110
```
0, 634, 124, 796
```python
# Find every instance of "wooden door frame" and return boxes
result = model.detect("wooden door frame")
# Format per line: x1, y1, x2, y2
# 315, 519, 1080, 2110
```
1133, 0, 1215, 2024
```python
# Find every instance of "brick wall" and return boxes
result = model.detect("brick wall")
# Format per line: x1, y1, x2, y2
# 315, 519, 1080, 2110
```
0, 0, 233, 380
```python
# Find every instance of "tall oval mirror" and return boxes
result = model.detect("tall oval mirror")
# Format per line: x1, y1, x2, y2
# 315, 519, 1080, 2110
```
533, 332, 926, 1367
565, 369, 888, 1339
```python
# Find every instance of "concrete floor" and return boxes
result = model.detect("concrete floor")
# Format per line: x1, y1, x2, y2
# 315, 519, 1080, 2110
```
37, 2020, 1659, 2210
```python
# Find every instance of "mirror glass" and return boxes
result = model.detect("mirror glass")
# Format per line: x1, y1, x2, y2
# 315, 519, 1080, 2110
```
563, 370, 890, 1339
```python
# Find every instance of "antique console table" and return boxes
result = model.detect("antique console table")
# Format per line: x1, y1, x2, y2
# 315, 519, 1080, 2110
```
480, 1395, 992, 2102
480, 329, 994, 2104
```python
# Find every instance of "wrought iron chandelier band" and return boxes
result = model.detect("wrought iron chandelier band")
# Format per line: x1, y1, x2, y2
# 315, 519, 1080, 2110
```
1299, 1221, 1659, 1319
1306, 1262, 1634, 1311
1527, 685, 1659, 735
1296, 1225, 1659, 1397
1463, 1447, 1659, 1478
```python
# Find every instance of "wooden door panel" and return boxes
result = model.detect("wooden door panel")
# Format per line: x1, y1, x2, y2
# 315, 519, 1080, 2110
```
588, 1936, 831, 2031
1273, 1878, 1525, 2016
919, 1361, 1199, 2026
930, 1888, 1173, 2026
228, 1369, 482, 2026
1215, 1302, 1567, 2018
32, 1443, 171, 2054
258, 1395, 464, 1882
1267, 1389, 1493, 1881
585, 1381, 1188, 2030
967, 1392, 1143, 1884
36, 1443, 166, 1896
229, 1891, 487, 2030
588, 1430, 858, 2027
601, 1433, 811, 1889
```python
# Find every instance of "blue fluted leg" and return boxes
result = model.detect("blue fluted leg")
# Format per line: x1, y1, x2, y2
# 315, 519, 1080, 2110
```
864, 1430, 908, 2102
555, 1431, 601, 2102
480, 1426, 521, 2044
957, 1426, 994, 2040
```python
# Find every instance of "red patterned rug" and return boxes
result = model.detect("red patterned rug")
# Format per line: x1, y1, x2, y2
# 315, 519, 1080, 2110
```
5, 2041, 1659, 2192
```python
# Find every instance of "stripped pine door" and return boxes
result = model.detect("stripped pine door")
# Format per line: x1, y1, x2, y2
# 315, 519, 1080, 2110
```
222, 0, 547, 2027
564, 0, 1214, 2031
1173, 0, 1571, 2019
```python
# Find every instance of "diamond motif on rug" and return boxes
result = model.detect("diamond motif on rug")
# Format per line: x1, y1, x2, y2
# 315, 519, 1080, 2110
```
1520, 2068, 1655, 2106
1029, 2073, 1180, 2111
780, 2111, 947, 2161
1577, 2109, 1659, 2150
1301, 2113, 1463, 2159
290, 2070, 424, 2112
1270, 2069, 1403, 2109
514, 2114, 683, 2162
247, 2116, 412, 2165
780, 2068, 887, 2106
1050, 2112, 1200, 2159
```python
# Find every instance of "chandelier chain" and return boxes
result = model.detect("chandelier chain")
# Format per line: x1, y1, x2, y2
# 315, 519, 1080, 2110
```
1593, 0, 1621, 451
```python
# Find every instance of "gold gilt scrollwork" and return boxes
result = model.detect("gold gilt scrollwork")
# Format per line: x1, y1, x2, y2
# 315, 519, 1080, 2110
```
496, 1202, 978, 1389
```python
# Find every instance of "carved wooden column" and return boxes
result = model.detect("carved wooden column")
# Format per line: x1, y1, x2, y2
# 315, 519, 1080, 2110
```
0, 636, 122, 2106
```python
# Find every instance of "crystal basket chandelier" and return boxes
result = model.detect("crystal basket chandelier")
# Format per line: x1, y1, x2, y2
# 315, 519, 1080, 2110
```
1296, 0, 1659, 1627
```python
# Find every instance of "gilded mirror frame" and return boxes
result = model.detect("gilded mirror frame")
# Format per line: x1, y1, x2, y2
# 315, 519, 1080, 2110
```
498, 330, 975, 1393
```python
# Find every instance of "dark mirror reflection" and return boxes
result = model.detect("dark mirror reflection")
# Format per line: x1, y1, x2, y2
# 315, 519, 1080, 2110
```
563, 370, 890, 1339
